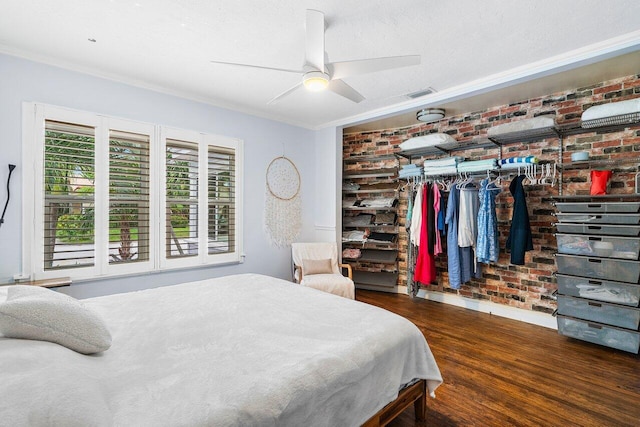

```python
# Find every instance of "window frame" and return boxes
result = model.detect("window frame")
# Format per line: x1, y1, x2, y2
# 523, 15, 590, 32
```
22, 103, 243, 282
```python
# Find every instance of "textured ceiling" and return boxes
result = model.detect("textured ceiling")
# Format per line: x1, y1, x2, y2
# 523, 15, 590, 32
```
1, 0, 639, 129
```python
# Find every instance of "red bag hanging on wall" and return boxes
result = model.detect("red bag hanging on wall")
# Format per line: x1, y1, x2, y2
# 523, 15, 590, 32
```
590, 170, 612, 195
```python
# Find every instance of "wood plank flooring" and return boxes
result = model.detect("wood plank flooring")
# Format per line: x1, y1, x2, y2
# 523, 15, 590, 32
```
356, 290, 640, 427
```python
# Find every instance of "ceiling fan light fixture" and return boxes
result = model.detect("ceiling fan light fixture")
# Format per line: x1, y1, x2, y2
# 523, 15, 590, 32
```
303, 71, 330, 92
416, 108, 445, 123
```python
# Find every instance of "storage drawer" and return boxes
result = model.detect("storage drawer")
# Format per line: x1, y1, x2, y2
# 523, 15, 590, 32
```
556, 274, 640, 307
555, 213, 640, 225
555, 222, 640, 237
556, 234, 640, 260
557, 315, 640, 354
555, 254, 640, 283
557, 295, 640, 330
555, 202, 640, 213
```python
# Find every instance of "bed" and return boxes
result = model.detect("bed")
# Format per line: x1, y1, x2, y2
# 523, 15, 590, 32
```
0, 273, 442, 426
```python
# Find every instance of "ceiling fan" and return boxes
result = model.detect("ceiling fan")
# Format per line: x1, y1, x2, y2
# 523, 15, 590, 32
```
210, 9, 420, 104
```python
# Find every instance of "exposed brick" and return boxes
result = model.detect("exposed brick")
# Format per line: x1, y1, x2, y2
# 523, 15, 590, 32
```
343, 73, 640, 316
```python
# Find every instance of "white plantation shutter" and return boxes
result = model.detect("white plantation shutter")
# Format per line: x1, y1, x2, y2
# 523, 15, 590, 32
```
43, 120, 96, 270
165, 139, 199, 258
108, 129, 150, 264
24, 104, 243, 281
207, 146, 236, 254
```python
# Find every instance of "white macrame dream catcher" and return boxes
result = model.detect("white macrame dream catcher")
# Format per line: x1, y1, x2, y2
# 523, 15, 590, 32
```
265, 156, 301, 247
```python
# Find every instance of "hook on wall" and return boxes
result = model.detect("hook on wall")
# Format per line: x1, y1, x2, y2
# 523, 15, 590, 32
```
0, 164, 17, 228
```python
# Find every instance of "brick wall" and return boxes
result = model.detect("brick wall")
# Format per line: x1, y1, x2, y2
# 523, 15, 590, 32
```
343, 73, 640, 314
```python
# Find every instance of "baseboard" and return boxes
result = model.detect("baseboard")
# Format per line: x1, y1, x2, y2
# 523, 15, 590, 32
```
397, 285, 557, 330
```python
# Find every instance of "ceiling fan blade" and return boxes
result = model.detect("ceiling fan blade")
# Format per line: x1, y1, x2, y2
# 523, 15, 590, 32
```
305, 9, 325, 71
327, 79, 365, 103
267, 82, 304, 105
328, 55, 421, 80
211, 60, 303, 74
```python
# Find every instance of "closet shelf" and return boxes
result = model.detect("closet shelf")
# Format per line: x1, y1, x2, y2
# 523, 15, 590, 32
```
346, 249, 399, 264
343, 154, 397, 164
343, 206, 397, 211
487, 126, 559, 145
560, 157, 640, 171
552, 194, 640, 202
352, 270, 399, 288
395, 139, 497, 160
343, 169, 397, 179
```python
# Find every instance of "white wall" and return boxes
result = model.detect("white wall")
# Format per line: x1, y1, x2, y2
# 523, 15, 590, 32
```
0, 54, 320, 298
312, 126, 342, 243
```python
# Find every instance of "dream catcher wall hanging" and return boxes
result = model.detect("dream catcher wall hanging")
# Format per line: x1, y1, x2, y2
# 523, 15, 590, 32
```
264, 156, 301, 247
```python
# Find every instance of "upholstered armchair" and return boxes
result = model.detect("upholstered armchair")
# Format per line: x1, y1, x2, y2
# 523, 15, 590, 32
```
291, 242, 354, 299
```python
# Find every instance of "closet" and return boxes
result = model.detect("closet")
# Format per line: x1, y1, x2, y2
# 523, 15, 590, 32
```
554, 196, 640, 353
342, 154, 399, 290
342, 89, 640, 338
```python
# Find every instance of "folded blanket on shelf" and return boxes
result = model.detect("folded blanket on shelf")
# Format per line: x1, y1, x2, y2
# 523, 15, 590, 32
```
499, 161, 541, 171
500, 156, 538, 165
399, 169, 423, 178
457, 159, 498, 172
423, 156, 464, 168
360, 197, 396, 208
342, 230, 368, 242
424, 166, 457, 176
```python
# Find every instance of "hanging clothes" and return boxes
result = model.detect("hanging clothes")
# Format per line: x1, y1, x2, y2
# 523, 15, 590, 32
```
415, 184, 436, 285
456, 183, 481, 284
477, 178, 501, 264
445, 187, 463, 289
433, 184, 443, 255
426, 183, 436, 255
506, 174, 533, 265
410, 184, 423, 246
406, 185, 419, 297
458, 183, 479, 248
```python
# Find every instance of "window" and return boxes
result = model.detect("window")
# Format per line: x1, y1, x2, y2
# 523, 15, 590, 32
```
23, 104, 243, 281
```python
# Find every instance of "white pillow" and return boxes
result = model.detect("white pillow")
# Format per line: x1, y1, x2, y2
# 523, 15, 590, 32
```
0, 285, 112, 354
399, 133, 456, 151
487, 116, 555, 136
581, 98, 640, 121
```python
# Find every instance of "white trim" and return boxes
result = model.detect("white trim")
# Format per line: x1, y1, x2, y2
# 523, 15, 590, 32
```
22, 103, 243, 282
396, 286, 557, 330
330, 30, 640, 130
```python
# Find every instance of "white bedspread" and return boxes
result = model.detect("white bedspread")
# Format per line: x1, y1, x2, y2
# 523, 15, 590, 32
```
0, 274, 442, 426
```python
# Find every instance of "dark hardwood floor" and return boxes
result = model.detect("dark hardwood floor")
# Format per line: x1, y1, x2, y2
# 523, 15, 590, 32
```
356, 290, 640, 427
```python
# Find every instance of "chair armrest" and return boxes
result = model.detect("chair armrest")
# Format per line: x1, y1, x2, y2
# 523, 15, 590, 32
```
294, 265, 303, 283
339, 263, 353, 280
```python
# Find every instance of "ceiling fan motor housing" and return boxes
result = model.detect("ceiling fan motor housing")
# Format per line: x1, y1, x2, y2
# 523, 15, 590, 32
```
303, 71, 330, 91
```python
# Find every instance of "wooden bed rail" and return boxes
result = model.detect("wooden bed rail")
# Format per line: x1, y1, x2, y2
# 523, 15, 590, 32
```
362, 379, 427, 427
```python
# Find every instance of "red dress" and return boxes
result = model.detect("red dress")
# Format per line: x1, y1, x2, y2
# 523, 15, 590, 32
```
414, 184, 436, 284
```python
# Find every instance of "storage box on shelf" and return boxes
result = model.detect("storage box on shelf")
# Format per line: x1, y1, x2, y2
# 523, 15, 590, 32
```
342, 155, 399, 291
553, 195, 640, 353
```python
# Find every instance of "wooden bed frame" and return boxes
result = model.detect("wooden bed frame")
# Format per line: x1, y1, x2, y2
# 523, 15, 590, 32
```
362, 379, 427, 427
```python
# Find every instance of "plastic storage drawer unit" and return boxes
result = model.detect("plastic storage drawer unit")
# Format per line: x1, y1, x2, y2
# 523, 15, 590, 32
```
555, 234, 640, 260
555, 254, 640, 284
555, 202, 640, 213
556, 274, 640, 307
554, 213, 640, 225
555, 223, 640, 237
557, 314, 640, 354
556, 295, 640, 330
